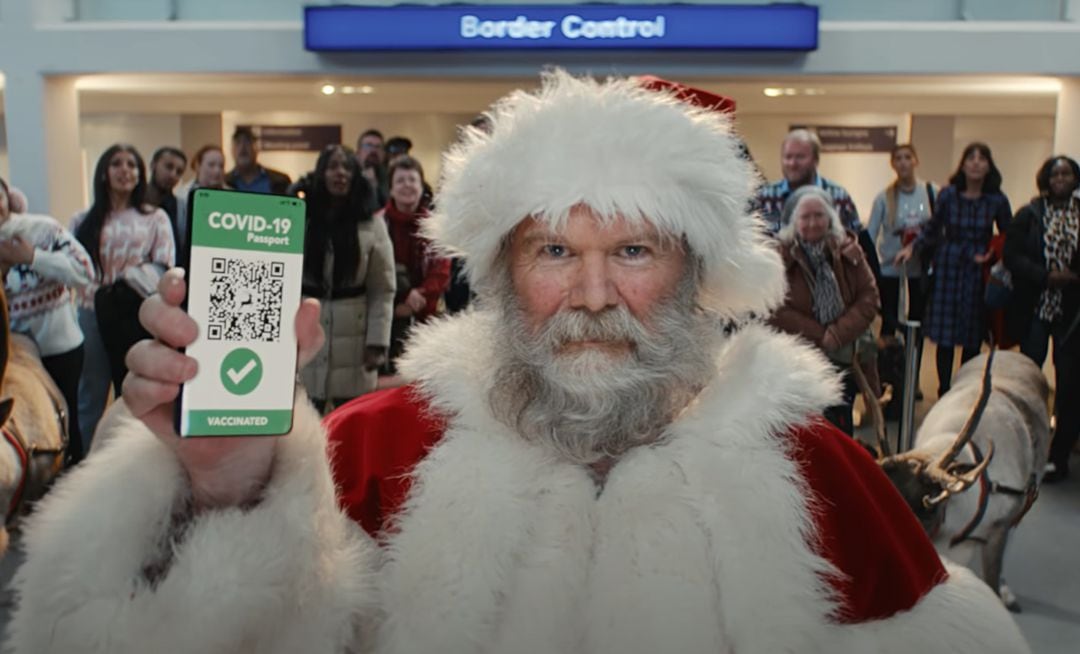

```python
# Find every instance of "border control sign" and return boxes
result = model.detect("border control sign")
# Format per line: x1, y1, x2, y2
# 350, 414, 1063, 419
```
304, 4, 819, 51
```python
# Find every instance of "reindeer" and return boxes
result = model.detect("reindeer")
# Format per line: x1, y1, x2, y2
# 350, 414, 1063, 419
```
866, 350, 1050, 612
0, 285, 67, 556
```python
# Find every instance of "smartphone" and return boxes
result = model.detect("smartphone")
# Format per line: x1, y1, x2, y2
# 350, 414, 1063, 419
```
175, 188, 306, 437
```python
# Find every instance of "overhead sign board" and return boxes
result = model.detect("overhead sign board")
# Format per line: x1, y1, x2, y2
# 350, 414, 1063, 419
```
791, 125, 898, 153
304, 4, 819, 52
239, 125, 342, 152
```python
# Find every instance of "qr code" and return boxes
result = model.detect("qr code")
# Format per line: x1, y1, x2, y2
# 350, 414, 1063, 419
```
207, 258, 285, 342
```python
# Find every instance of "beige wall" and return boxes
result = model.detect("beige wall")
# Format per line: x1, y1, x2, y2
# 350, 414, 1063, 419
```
179, 113, 223, 183
219, 110, 477, 189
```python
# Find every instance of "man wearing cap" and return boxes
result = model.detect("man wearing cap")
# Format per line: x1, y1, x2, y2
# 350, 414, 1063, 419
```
8, 73, 1027, 654
225, 126, 292, 195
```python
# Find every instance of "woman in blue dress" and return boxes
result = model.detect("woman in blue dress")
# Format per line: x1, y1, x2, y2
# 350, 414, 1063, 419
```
896, 142, 1011, 397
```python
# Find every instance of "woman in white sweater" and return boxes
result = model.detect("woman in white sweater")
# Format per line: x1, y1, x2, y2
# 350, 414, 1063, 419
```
0, 177, 95, 464
71, 145, 174, 451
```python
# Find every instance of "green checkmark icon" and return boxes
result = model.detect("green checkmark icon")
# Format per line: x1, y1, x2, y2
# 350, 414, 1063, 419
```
220, 348, 263, 396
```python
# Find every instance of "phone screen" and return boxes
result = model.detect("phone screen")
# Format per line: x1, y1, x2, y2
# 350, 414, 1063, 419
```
176, 188, 306, 437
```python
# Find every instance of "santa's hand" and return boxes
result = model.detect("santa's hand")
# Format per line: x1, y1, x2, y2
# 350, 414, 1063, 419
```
123, 268, 324, 509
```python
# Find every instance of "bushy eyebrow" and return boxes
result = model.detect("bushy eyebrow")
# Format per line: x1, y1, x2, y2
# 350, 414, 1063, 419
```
517, 228, 664, 251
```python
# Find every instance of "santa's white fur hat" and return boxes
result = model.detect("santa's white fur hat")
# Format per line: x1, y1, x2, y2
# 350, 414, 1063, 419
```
427, 70, 785, 319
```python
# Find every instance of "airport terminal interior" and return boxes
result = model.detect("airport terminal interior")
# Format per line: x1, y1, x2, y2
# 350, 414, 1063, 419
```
1, 1, 1079, 651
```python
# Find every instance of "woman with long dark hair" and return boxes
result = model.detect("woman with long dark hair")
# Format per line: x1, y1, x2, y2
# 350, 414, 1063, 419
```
300, 145, 396, 414
897, 142, 1011, 396
72, 144, 174, 448
1005, 155, 1080, 480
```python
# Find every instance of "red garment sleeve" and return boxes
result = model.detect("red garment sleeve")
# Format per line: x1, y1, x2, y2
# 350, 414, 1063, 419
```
420, 256, 452, 315
788, 421, 948, 623
322, 385, 446, 537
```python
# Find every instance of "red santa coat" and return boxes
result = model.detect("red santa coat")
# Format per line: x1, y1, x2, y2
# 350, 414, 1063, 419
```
7, 313, 1029, 654
318, 312, 1026, 653
327, 385, 941, 624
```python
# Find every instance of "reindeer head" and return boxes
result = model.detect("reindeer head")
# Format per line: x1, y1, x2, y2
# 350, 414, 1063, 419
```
877, 350, 997, 537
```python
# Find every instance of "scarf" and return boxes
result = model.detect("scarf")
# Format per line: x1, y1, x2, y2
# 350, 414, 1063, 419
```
1039, 197, 1080, 322
799, 238, 845, 326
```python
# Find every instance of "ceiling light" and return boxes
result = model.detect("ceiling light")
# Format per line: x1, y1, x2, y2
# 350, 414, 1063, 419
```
763, 87, 783, 98
341, 86, 356, 94
321, 84, 336, 95
804, 88, 826, 96
359, 85, 375, 94
783, 88, 797, 96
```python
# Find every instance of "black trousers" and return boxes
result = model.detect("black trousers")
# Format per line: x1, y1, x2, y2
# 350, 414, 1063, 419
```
878, 275, 927, 337
935, 345, 980, 397
40, 345, 85, 466
1048, 326, 1080, 472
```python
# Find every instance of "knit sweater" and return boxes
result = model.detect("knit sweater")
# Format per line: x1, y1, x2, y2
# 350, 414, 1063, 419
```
1, 213, 94, 356
70, 206, 175, 310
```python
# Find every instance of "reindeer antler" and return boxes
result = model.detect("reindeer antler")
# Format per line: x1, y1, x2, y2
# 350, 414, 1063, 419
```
850, 357, 891, 459
930, 348, 996, 473
923, 439, 995, 508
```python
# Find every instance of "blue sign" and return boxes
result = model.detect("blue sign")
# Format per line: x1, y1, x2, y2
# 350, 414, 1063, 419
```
304, 4, 819, 52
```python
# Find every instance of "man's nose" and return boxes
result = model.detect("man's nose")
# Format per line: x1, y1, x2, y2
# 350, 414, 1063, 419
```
568, 253, 618, 313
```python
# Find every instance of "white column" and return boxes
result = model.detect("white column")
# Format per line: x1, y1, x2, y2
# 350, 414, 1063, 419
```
1053, 78, 1080, 158
3, 73, 84, 219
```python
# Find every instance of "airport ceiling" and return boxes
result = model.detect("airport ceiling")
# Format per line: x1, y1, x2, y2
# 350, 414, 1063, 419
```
0, 74, 1062, 117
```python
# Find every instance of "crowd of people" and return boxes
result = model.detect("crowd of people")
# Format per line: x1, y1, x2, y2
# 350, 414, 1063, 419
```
1, 114, 1077, 481
1, 125, 462, 463
760, 131, 1078, 482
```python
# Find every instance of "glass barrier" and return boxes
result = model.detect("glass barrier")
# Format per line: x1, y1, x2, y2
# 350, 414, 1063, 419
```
68, 0, 1069, 23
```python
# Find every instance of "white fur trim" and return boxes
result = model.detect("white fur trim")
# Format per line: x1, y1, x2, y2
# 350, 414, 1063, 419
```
5, 395, 375, 654
385, 315, 860, 653
387, 314, 1026, 652
429, 70, 785, 319
834, 562, 1030, 653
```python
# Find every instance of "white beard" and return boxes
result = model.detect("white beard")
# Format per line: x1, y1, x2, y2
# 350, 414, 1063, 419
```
488, 271, 719, 466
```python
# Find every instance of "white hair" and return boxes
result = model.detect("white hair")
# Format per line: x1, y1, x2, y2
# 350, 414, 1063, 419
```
776, 186, 845, 244
487, 264, 718, 466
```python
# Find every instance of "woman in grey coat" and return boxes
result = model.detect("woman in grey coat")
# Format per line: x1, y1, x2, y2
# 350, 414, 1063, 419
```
300, 145, 396, 414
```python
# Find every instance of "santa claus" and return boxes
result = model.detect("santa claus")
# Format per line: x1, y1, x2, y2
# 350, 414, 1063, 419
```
8, 72, 1027, 653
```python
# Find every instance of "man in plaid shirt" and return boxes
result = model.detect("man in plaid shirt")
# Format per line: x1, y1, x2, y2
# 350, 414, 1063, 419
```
757, 128, 881, 279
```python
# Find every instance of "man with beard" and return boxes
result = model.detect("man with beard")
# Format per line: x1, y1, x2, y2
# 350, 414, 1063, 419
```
7, 73, 1028, 654
356, 128, 390, 207
145, 146, 186, 251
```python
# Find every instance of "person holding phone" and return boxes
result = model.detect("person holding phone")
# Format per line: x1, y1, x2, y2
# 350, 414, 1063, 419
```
8, 73, 1027, 654
72, 144, 174, 449
300, 145, 396, 414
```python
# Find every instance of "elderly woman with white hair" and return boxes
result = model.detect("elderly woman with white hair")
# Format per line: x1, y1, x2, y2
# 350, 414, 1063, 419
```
770, 185, 880, 435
